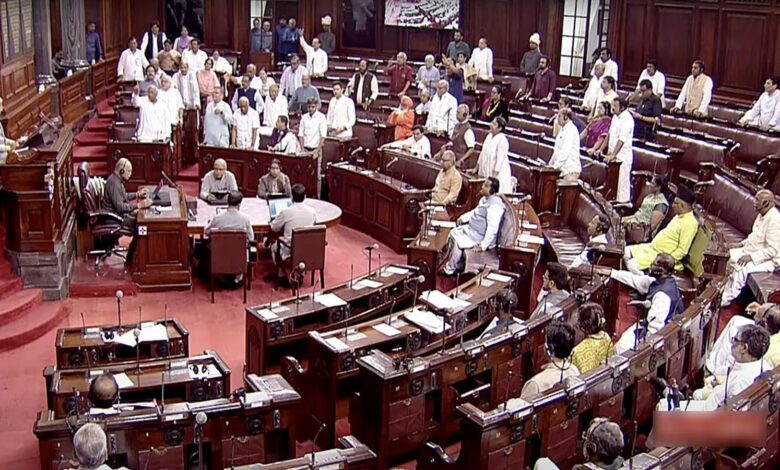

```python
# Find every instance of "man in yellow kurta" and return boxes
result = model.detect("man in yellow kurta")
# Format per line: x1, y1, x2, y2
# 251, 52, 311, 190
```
625, 184, 699, 272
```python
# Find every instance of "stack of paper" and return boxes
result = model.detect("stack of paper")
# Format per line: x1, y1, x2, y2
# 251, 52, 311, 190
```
486, 273, 512, 283
352, 278, 383, 290
111, 323, 169, 347
254, 308, 279, 321
404, 308, 451, 334
385, 266, 410, 276
431, 220, 457, 229
518, 233, 545, 245
313, 293, 347, 308
373, 323, 401, 337
325, 336, 350, 352
419, 290, 471, 312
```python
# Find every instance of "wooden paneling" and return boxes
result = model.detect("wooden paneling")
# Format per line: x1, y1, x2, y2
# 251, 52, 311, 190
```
654, 5, 694, 76
719, 11, 768, 92
59, 69, 89, 124
204, 0, 232, 47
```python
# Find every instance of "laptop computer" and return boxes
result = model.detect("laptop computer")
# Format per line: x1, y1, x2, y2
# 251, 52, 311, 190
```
269, 198, 293, 219
152, 180, 172, 206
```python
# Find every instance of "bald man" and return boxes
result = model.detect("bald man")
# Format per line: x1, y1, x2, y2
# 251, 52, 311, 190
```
88, 373, 119, 409
200, 158, 238, 202
103, 158, 152, 263
722, 190, 780, 306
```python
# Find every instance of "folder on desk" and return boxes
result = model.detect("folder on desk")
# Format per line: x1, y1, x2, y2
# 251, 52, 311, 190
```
404, 308, 451, 334
419, 290, 471, 312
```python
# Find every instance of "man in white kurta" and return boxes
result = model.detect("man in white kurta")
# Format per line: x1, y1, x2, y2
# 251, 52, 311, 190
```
134, 86, 171, 141
425, 80, 458, 136
181, 39, 208, 72
582, 64, 605, 111
279, 55, 309, 98
468, 38, 493, 81
548, 109, 582, 181
211, 50, 233, 76
476, 118, 512, 194
634, 61, 666, 105
738, 77, 780, 131
591, 47, 619, 82
298, 101, 328, 152
232, 97, 260, 150
203, 88, 233, 148
299, 33, 328, 77
383, 125, 432, 159
117, 37, 149, 82
606, 98, 634, 203
251, 66, 276, 99
326, 83, 356, 138
706, 303, 780, 378
172, 62, 200, 109
157, 75, 184, 126
722, 190, 780, 305
260, 84, 289, 136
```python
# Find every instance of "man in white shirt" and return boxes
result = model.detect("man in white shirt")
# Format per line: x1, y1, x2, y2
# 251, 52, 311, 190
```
181, 38, 207, 72
157, 75, 184, 126
346, 59, 379, 110
570, 215, 610, 269
279, 54, 309, 98
117, 37, 148, 82
425, 80, 458, 137
548, 108, 581, 181
475, 117, 512, 194
133, 86, 171, 142
671, 60, 713, 117
605, 97, 634, 203
270, 116, 302, 155
382, 125, 432, 159
232, 97, 260, 150
632, 60, 666, 105
298, 29, 328, 77
298, 98, 327, 153
252, 66, 276, 99
211, 50, 233, 76
468, 37, 494, 82
591, 47, 618, 82
722, 190, 780, 306
326, 82, 356, 138
199, 158, 238, 201
261, 84, 289, 136
416, 54, 440, 97
582, 63, 605, 111
739, 76, 780, 131
172, 61, 200, 110
203, 88, 233, 148
140, 22, 167, 61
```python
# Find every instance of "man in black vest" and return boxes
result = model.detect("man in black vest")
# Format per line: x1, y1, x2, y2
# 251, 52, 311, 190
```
346, 59, 379, 111
141, 21, 167, 61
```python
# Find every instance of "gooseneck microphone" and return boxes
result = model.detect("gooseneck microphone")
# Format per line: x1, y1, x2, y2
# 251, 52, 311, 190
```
194, 412, 208, 470
115, 290, 124, 330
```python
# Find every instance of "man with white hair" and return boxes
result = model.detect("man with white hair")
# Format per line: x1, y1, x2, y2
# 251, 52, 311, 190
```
200, 158, 238, 202
232, 97, 260, 150
157, 74, 184, 126
288, 74, 321, 114
211, 50, 233, 76
298, 28, 328, 77
387, 51, 414, 96
133, 86, 172, 141
203, 88, 232, 147
416, 54, 440, 97
279, 54, 309, 98
426, 80, 458, 136
260, 83, 289, 136
72, 423, 126, 470
469, 38, 494, 82
172, 61, 200, 110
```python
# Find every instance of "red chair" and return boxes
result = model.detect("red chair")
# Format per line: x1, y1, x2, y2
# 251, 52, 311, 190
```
276, 225, 327, 295
210, 230, 251, 303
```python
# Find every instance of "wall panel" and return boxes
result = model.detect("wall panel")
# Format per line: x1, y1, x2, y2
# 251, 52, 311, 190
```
718, 11, 768, 91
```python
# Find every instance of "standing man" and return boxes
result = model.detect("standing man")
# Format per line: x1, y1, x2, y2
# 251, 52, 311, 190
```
85, 21, 102, 63
172, 61, 200, 111
298, 98, 327, 156
231, 74, 260, 112
721, 190, 780, 306
548, 108, 581, 181
449, 104, 477, 165
157, 40, 181, 75
157, 75, 184, 126
671, 60, 713, 117
387, 52, 414, 97
232, 97, 260, 150
431, 150, 463, 205
103, 158, 151, 264
468, 38, 493, 82
326, 82, 356, 138
275, 18, 288, 63
445, 29, 471, 62
298, 29, 328, 77
604, 98, 634, 203
591, 47, 618, 82
631, 60, 666, 105
346, 59, 379, 110
279, 54, 308, 98
520, 33, 542, 75
182, 38, 207, 72
138, 65, 158, 96
141, 21, 167, 62
475, 117, 512, 193
520, 56, 556, 102
203, 88, 232, 148
316, 15, 336, 55
250, 19, 264, 53
632, 80, 663, 141
133, 86, 171, 141
739, 76, 780, 131
416, 54, 440, 97
425, 80, 458, 137
279, 18, 300, 63
200, 158, 238, 202
257, 159, 292, 198
287, 74, 321, 114
260, 84, 289, 136
582, 63, 605, 112
117, 37, 148, 82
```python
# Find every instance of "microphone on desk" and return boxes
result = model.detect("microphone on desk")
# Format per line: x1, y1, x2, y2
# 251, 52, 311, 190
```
365, 244, 379, 279
310, 416, 327, 468
349, 146, 364, 157
386, 156, 400, 169
194, 412, 208, 470
160, 171, 177, 188
115, 290, 124, 331
80, 312, 87, 337
411, 274, 425, 316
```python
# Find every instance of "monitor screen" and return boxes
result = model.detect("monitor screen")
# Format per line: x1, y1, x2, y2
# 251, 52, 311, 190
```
269, 198, 293, 219
384, 0, 461, 30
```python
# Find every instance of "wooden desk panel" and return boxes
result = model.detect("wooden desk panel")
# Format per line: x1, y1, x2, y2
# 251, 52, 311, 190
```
229, 435, 375, 469
59, 69, 90, 125
107, 140, 177, 191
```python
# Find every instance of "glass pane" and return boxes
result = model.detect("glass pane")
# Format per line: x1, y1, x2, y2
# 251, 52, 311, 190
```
563, 16, 574, 35
573, 38, 585, 57
575, 17, 587, 37
560, 56, 572, 76
577, 0, 588, 16
561, 36, 573, 56
342, 0, 376, 49
564, 0, 575, 16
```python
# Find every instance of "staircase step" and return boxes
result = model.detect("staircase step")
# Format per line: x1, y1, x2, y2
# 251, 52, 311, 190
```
0, 276, 23, 302
0, 289, 43, 327
73, 145, 108, 162
75, 133, 110, 146
74, 161, 109, 177
0, 301, 69, 353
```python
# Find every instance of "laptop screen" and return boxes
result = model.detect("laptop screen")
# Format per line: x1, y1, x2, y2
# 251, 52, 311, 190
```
269, 198, 293, 219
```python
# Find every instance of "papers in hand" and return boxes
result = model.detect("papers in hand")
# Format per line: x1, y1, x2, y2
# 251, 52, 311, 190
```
404, 308, 451, 334
313, 293, 347, 308
431, 220, 457, 229
419, 290, 470, 312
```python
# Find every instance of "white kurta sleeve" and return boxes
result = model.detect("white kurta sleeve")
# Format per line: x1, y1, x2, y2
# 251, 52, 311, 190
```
675, 76, 692, 109
610, 269, 653, 294
699, 77, 713, 114
749, 216, 780, 264
480, 204, 504, 250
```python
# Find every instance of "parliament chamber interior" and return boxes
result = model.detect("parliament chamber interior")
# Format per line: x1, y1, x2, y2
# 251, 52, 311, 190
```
1, 0, 780, 468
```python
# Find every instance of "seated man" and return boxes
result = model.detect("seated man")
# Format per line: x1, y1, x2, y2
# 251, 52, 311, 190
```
442, 177, 503, 276
102, 158, 152, 264
430, 150, 462, 205
722, 189, 780, 306
738, 76, 780, 131
707, 303, 780, 377
570, 214, 610, 269
535, 418, 624, 470
520, 320, 579, 399
655, 324, 770, 412
624, 184, 698, 272
205, 191, 254, 242
571, 303, 616, 374
478, 289, 519, 339
199, 158, 238, 202
610, 253, 684, 354
269, 115, 301, 155
88, 373, 119, 409
257, 159, 292, 198
269, 184, 317, 285
72, 422, 129, 470
529, 262, 572, 319
381, 125, 432, 159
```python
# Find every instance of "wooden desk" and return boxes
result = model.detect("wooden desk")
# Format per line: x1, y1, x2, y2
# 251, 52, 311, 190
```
327, 162, 427, 253
106, 138, 178, 191
230, 435, 376, 470
188, 198, 342, 236
281, 269, 518, 449
34, 373, 300, 470
199, 146, 319, 198
44, 349, 231, 418
133, 186, 191, 291
55, 318, 189, 369
59, 69, 90, 125
245, 263, 419, 375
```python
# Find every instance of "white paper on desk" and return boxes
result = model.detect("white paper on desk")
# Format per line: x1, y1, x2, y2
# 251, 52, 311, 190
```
352, 279, 382, 290
113, 372, 135, 389
114, 330, 138, 347
141, 321, 157, 329
84, 327, 101, 336
518, 233, 545, 245
153, 205, 173, 212
373, 323, 402, 337
419, 290, 470, 312
269, 303, 290, 313
89, 369, 105, 377
255, 308, 279, 321
404, 308, 451, 334
431, 220, 457, 229
89, 407, 119, 416
346, 332, 367, 342
313, 293, 347, 308
432, 206, 446, 213
138, 324, 168, 343
520, 221, 538, 230
385, 266, 410, 276
325, 336, 350, 352
486, 273, 512, 283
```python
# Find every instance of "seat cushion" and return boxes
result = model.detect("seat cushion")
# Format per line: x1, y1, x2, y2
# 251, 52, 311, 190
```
543, 226, 585, 267
747, 272, 780, 304
710, 217, 745, 244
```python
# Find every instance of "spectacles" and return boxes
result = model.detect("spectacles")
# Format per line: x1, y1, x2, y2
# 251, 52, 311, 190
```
731, 337, 744, 346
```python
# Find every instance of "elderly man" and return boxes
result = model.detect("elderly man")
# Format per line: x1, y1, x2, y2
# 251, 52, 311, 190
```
117, 36, 148, 82
426, 80, 458, 136
231, 74, 260, 112
298, 29, 328, 77
536, 419, 625, 470
721, 190, 780, 306
591, 47, 619, 81
199, 158, 238, 202
211, 50, 233, 76
416, 89, 432, 114
138, 65, 158, 96
157, 39, 180, 75
529, 262, 572, 319
625, 185, 698, 272
203, 88, 232, 147
520, 321, 579, 399
416, 54, 440, 97
103, 158, 151, 263
326, 82, 356, 138
172, 61, 200, 110
261, 84, 289, 136
548, 108, 581, 181
270, 184, 317, 284
157, 74, 184, 126
72, 423, 126, 470
671, 60, 713, 117
182, 38, 207, 71
442, 177, 504, 276
251, 66, 275, 99
475, 117, 512, 193
448, 104, 477, 164
288, 74, 321, 114
382, 124, 432, 159
347, 59, 379, 110
133, 86, 171, 141
251, 18, 273, 53
232, 97, 260, 150
582, 63, 605, 111
739, 76, 780, 131
270, 115, 301, 155
431, 150, 463, 205
520, 33, 542, 75
468, 38, 493, 82
88, 373, 119, 409
257, 159, 292, 198
387, 51, 414, 96
279, 54, 308, 98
